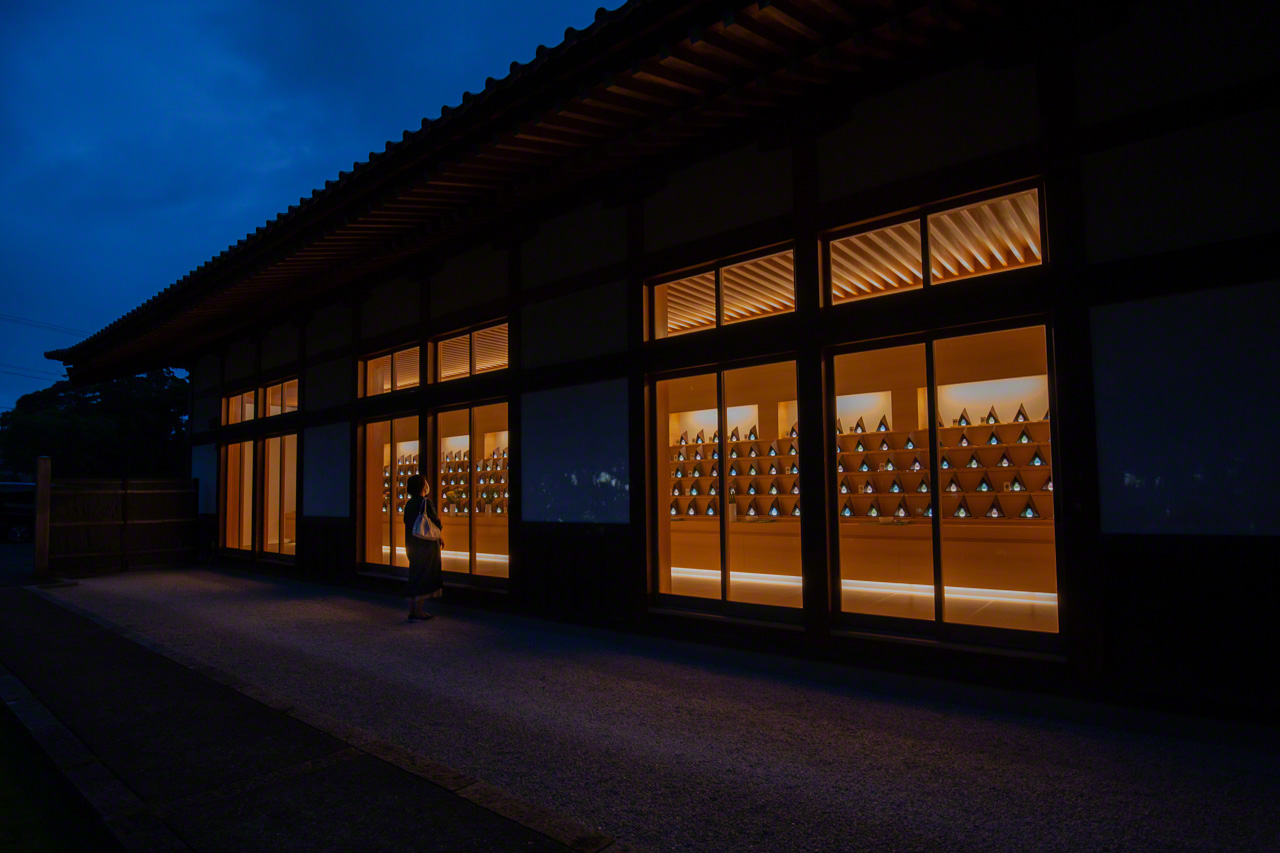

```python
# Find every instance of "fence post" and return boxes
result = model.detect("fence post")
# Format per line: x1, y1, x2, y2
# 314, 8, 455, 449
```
33, 456, 51, 582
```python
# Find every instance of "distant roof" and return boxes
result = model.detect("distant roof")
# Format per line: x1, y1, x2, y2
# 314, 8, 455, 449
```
49, 0, 1012, 383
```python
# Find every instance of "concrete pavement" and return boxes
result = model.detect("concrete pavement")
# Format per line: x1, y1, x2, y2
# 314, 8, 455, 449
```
18, 567, 1279, 852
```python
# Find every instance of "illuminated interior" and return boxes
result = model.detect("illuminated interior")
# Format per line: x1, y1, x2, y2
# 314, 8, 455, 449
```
934, 326, 1057, 632
656, 362, 802, 609
833, 344, 935, 620
364, 346, 420, 396
438, 323, 510, 382
927, 189, 1042, 285
362, 415, 419, 572
261, 378, 299, 417
721, 251, 796, 325
223, 391, 255, 425
262, 433, 297, 555
830, 221, 924, 304
652, 250, 795, 339
222, 440, 253, 549
437, 404, 510, 577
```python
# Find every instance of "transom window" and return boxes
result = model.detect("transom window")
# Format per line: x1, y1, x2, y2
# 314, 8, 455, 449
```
651, 248, 796, 339
223, 380, 297, 424
436, 322, 509, 382
362, 345, 420, 397
827, 187, 1043, 305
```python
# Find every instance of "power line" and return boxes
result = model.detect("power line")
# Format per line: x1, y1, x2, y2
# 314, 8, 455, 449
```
0, 369, 63, 382
0, 313, 90, 337
0, 362, 65, 380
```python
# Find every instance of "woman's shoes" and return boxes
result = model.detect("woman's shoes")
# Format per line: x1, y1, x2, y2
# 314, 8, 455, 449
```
407, 612, 433, 621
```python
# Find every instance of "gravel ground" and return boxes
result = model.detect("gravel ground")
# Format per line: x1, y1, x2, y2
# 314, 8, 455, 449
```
40, 568, 1280, 853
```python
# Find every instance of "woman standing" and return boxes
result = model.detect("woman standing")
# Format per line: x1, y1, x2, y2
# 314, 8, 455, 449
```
403, 474, 444, 620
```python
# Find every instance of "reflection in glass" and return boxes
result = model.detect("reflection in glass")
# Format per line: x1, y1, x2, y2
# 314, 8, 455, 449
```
724, 361, 801, 608
656, 373, 721, 599
833, 345, 934, 621
934, 326, 1056, 632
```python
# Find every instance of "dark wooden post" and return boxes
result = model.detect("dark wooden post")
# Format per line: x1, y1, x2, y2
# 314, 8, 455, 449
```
33, 456, 51, 581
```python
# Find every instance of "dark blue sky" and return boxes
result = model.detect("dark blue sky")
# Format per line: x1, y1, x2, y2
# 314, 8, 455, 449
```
0, 0, 615, 411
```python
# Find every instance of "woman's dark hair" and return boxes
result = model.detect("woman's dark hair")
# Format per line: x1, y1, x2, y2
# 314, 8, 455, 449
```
406, 474, 427, 496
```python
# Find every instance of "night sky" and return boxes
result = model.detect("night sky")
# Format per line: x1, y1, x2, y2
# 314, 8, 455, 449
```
0, 0, 616, 412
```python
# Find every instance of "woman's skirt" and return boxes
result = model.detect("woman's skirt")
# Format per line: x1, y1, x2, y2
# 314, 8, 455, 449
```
405, 538, 443, 598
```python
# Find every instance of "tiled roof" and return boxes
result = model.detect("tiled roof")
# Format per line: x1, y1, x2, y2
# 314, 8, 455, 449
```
49, 0, 1009, 381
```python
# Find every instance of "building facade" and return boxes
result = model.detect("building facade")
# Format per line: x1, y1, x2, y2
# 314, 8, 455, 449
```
50, 0, 1280, 713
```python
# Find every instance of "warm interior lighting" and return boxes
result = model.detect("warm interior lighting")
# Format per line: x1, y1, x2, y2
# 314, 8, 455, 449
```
671, 568, 1057, 607
473, 323, 509, 373
657, 272, 716, 337
928, 189, 1042, 285
438, 334, 470, 381
722, 251, 795, 324
830, 220, 924, 304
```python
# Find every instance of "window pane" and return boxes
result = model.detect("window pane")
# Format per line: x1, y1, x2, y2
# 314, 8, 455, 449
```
654, 273, 716, 338
473, 324, 508, 374
437, 408, 471, 573
391, 417, 419, 570
264, 436, 281, 552
223, 440, 252, 550
472, 403, 509, 578
833, 344, 934, 620
366, 356, 392, 396
281, 433, 297, 555
722, 251, 795, 325
656, 373, 721, 599
830, 221, 924, 304
438, 335, 470, 382
928, 189, 1042, 285
266, 384, 282, 418
283, 379, 299, 412
393, 347, 420, 390
225, 396, 240, 425
934, 326, 1057, 633
723, 361, 801, 608
242, 392, 255, 421
363, 420, 393, 566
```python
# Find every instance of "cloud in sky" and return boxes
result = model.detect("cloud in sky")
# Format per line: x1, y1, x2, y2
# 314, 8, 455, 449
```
0, 0, 613, 411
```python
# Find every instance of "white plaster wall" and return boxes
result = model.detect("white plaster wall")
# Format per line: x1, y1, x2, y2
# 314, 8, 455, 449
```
302, 423, 350, 517
1081, 107, 1280, 264
361, 277, 419, 339
191, 443, 217, 515
429, 244, 508, 317
644, 143, 792, 251
522, 280, 628, 369
521, 201, 627, 290
816, 61, 1039, 202
1074, 1, 1280, 125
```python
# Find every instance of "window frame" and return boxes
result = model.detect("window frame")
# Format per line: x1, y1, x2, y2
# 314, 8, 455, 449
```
221, 389, 257, 425
820, 179, 1048, 310
257, 376, 300, 418
431, 319, 509, 383
646, 242, 796, 342
358, 344, 422, 397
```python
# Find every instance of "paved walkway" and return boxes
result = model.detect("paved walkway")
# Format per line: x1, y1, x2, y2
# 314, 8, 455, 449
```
19, 569, 1280, 852
0, 588, 587, 852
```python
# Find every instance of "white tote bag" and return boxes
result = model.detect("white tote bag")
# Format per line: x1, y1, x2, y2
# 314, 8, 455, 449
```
411, 502, 442, 541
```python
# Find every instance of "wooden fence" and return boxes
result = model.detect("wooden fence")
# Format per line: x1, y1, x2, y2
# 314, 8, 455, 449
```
34, 458, 198, 580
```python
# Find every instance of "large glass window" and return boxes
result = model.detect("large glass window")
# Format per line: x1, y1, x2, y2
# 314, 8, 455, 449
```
655, 361, 801, 609
361, 416, 420, 571
436, 404, 510, 578
833, 345, 934, 620
651, 249, 795, 339
222, 440, 253, 549
933, 327, 1056, 632
262, 433, 297, 555
363, 346, 420, 396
